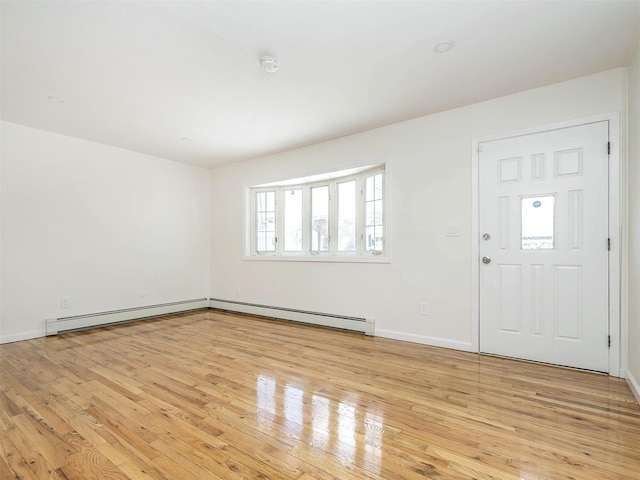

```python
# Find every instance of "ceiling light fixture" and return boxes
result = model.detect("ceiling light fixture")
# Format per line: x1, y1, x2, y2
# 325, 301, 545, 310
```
260, 56, 279, 73
181, 137, 193, 142
47, 95, 65, 103
433, 40, 455, 54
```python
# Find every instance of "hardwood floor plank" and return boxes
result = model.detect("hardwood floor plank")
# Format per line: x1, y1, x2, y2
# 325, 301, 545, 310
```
87, 400, 159, 459
0, 391, 20, 433
1, 311, 639, 479
95, 439, 169, 480
0, 452, 18, 480
58, 447, 130, 480
11, 412, 74, 467
0, 435, 43, 480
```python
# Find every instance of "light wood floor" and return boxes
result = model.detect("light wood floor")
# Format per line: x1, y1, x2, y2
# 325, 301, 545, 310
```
1, 311, 639, 479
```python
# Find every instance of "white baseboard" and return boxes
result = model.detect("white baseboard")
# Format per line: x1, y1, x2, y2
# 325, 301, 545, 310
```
46, 298, 209, 335
375, 329, 474, 352
209, 298, 374, 335
623, 370, 640, 406
0, 329, 47, 344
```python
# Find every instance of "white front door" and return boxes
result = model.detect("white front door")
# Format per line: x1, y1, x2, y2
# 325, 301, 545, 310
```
479, 121, 609, 372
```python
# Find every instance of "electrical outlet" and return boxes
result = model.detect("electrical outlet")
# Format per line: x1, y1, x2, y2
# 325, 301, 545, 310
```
61, 297, 71, 309
420, 302, 428, 315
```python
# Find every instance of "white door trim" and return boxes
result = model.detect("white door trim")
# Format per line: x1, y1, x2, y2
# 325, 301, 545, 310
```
471, 113, 621, 376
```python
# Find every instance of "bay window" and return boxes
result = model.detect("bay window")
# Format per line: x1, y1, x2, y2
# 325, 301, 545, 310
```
249, 165, 386, 259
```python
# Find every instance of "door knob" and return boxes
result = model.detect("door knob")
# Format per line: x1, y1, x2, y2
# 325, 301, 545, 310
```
482, 256, 491, 264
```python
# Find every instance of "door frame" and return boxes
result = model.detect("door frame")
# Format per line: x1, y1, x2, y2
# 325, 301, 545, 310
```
471, 113, 621, 376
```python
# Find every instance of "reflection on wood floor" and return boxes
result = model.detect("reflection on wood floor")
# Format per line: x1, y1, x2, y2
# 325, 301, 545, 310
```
1, 310, 639, 479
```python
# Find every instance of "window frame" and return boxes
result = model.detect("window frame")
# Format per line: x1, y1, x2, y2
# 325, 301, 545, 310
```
246, 164, 389, 263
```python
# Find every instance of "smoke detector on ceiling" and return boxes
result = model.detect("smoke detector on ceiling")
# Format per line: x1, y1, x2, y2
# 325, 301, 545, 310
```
260, 56, 280, 73
433, 40, 455, 54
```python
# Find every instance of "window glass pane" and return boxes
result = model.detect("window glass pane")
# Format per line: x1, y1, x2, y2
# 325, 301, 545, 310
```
266, 191, 275, 211
257, 232, 274, 251
365, 173, 383, 201
365, 202, 375, 226
374, 173, 382, 200
365, 200, 383, 227
365, 226, 383, 251
365, 174, 383, 252
521, 195, 555, 250
338, 181, 356, 251
256, 211, 275, 232
264, 232, 276, 251
365, 176, 374, 201
256, 191, 276, 252
257, 232, 266, 251
256, 191, 266, 211
284, 189, 303, 252
311, 186, 329, 252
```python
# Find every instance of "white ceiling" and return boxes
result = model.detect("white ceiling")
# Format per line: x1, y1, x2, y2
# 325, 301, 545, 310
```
2, 1, 639, 168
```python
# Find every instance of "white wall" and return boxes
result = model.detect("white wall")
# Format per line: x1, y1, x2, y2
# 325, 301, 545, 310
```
210, 68, 627, 350
0, 121, 211, 342
627, 28, 640, 397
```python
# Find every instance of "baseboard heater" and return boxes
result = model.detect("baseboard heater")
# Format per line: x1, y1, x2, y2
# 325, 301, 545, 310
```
45, 298, 209, 335
209, 298, 374, 335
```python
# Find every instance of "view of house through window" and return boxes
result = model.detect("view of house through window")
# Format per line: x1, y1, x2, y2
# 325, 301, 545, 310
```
284, 188, 302, 251
249, 165, 386, 259
365, 173, 383, 252
311, 186, 330, 252
338, 180, 356, 252
255, 191, 276, 252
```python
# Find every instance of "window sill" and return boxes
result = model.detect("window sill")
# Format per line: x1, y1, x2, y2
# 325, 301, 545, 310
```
243, 254, 391, 264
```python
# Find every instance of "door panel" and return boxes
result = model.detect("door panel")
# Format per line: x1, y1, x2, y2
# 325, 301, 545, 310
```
498, 264, 522, 333
479, 121, 609, 372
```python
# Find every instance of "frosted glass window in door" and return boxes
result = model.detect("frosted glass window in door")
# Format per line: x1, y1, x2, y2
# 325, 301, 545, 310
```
521, 195, 555, 250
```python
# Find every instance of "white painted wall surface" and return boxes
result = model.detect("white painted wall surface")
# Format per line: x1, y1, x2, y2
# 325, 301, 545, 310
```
210, 69, 627, 350
627, 29, 640, 396
0, 122, 211, 342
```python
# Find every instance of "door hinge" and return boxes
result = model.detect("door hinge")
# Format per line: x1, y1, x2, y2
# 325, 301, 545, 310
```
607, 142, 610, 155
477, 144, 483, 153
608, 238, 611, 251
608, 335, 611, 348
